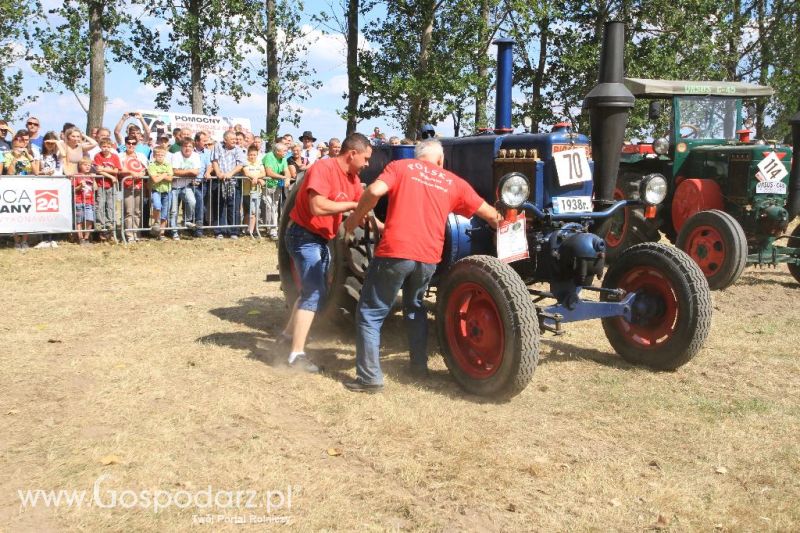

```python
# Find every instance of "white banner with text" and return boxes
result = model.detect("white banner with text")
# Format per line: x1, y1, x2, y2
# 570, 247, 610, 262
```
0, 177, 73, 234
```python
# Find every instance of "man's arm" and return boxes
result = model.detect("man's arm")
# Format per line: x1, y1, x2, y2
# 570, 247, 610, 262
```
474, 201, 501, 229
308, 190, 358, 217
173, 167, 199, 177
212, 161, 223, 179
344, 179, 389, 234
138, 114, 151, 143
114, 113, 128, 144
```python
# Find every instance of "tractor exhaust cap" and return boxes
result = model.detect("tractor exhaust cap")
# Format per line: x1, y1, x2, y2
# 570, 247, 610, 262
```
583, 21, 635, 211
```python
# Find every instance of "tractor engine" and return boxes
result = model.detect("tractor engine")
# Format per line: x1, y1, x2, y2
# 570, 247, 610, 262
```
539, 225, 606, 287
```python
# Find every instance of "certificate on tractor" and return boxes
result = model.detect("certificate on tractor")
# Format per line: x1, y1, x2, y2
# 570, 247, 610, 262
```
497, 214, 529, 263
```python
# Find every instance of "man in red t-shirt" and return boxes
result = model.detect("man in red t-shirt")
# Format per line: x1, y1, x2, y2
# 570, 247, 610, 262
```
280, 132, 373, 373
342, 138, 499, 392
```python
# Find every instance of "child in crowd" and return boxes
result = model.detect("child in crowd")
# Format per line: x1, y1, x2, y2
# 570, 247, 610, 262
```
148, 146, 173, 240
40, 132, 64, 175
72, 158, 96, 245
119, 135, 149, 242
150, 135, 171, 161
93, 137, 122, 240
242, 144, 266, 238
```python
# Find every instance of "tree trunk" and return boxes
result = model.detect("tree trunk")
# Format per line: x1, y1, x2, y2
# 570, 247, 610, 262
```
265, 0, 280, 139
531, 17, 549, 131
474, 0, 489, 131
87, 0, 105, 133
756, 0, 768, 137
189, 0, 204, 114
345, 0, 359, 136
406, 2, 435, 140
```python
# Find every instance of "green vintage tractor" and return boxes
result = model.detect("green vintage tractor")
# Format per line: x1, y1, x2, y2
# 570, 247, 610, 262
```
605, 78, 800, 289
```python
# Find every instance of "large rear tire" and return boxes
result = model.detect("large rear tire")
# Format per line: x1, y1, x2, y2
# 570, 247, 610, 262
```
277, 174, 374, 319
787, 224, 800, 285
601, 242, 712, 370
676, 209, 747, 290
605, 185, 660, 263
436, 255, 539, 398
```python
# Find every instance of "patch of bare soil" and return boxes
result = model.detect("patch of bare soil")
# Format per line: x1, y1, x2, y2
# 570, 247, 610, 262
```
1, 238, 798, 531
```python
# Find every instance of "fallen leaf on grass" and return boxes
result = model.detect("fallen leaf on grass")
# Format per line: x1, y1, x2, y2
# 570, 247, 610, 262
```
247, 310, 261, 316
715, 466, 728, 475
609, 498, 622, 507
506, 503, 516, 512
47, 339, 62, 344
6, 409, 19, 415
648, 460, 661, 469
34, 324, 47, 331
100, 455, 120, 466
650, 513, 670, 529
327, 448, 342, 457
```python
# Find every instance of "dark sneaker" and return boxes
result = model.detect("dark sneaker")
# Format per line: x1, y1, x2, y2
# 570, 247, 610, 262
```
409, 365, 429, 379
289, 354, 319, 373
343, 379, 384, 393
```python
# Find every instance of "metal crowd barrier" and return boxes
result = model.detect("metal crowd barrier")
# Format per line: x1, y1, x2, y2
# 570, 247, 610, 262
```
0, 174, 287, 245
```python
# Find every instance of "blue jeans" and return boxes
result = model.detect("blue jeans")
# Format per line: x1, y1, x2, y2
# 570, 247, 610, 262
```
192, 183, 205, 232
151, 190, 171, 221
355, 257, 436, 385
284, 223, 330, 312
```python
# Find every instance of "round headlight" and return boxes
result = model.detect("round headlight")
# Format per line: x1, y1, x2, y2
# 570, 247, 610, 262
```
640, 174, 668, 205
497, 172, 530, 208
653, 137, 669, 155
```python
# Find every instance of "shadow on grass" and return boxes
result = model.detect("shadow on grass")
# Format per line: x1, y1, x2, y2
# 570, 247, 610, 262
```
736, 271, 798, 289
202, 296, 501, 403
539, 339, 633, 371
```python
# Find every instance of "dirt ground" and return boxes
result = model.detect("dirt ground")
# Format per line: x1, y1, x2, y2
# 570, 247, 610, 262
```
1, 238, 799, 531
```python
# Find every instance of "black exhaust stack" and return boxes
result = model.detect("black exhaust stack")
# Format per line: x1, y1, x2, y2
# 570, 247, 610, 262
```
787, 111, 800, 219
583, 21, 635, 222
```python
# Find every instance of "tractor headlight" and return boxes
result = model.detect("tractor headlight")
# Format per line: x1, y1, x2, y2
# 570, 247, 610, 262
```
653, 137, 669, 155
497, 172, 530, 208
639, 174, 668, 205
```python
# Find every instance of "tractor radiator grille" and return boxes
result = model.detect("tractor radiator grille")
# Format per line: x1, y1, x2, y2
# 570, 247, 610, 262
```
727, 158, 751, 200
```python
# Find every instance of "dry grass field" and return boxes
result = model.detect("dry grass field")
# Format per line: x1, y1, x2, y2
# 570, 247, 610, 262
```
1, 237, 799, 531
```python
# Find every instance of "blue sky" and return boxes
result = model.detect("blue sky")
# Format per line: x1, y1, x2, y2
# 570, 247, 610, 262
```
11, 0, 454, 143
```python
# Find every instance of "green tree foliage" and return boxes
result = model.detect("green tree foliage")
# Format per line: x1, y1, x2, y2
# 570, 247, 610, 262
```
31, 1, 127, 130
123, 0, 253, 115
248, 0, 321, 140
0, 1, 38, 119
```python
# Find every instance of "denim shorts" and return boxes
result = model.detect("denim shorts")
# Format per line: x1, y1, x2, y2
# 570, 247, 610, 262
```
151, 190, 171, 221
284, 222, 330, 312
75, 203, 95, 224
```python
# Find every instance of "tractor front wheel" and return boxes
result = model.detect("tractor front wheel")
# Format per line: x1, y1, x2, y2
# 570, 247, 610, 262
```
601, 243, 712, 370
436, 255, 539, 398
676, 209, 747, 290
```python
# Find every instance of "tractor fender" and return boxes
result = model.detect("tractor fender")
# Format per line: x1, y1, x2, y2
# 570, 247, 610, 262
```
670, 178, 725, 233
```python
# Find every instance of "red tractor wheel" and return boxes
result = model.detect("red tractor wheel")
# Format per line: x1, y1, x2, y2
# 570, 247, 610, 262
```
605, 184, 660, 263
601, 243, 712, 370
436, 255, 539, 398
676, 209, 747, 290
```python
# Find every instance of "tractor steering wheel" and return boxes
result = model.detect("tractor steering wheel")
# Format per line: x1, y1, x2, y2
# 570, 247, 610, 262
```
680, 123, 700, 139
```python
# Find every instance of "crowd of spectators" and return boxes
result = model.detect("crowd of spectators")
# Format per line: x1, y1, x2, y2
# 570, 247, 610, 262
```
1, 112, 409, 249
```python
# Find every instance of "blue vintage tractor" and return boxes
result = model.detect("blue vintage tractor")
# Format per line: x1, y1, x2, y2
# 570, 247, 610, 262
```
277, 22, 712, 398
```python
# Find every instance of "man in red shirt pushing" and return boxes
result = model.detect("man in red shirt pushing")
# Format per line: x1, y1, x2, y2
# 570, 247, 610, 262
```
343, 138, 500, 392
280, 132, 373, 373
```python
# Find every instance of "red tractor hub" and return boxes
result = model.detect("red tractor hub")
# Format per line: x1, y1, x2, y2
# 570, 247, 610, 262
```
682, 225, 726, 277
444, 282, 505, 379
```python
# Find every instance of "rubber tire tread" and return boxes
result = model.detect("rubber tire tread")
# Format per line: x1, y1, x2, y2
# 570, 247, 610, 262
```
436, 255, 540, 399
787, 224, 800, 285
675, 209, 747, 290
605, 207, 661, 262
601, 242, 712, 370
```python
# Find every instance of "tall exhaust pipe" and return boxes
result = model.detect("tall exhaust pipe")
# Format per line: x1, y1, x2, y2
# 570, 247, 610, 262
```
787, 111, 800, 219
583, 21, 635, 224
493, 38, 514, 134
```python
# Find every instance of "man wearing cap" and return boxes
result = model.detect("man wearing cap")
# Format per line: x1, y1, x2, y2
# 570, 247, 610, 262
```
278, 132, 372, 373
342, 138, 500, 392
299, 130, 320, 166
0, 121, 11, 156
